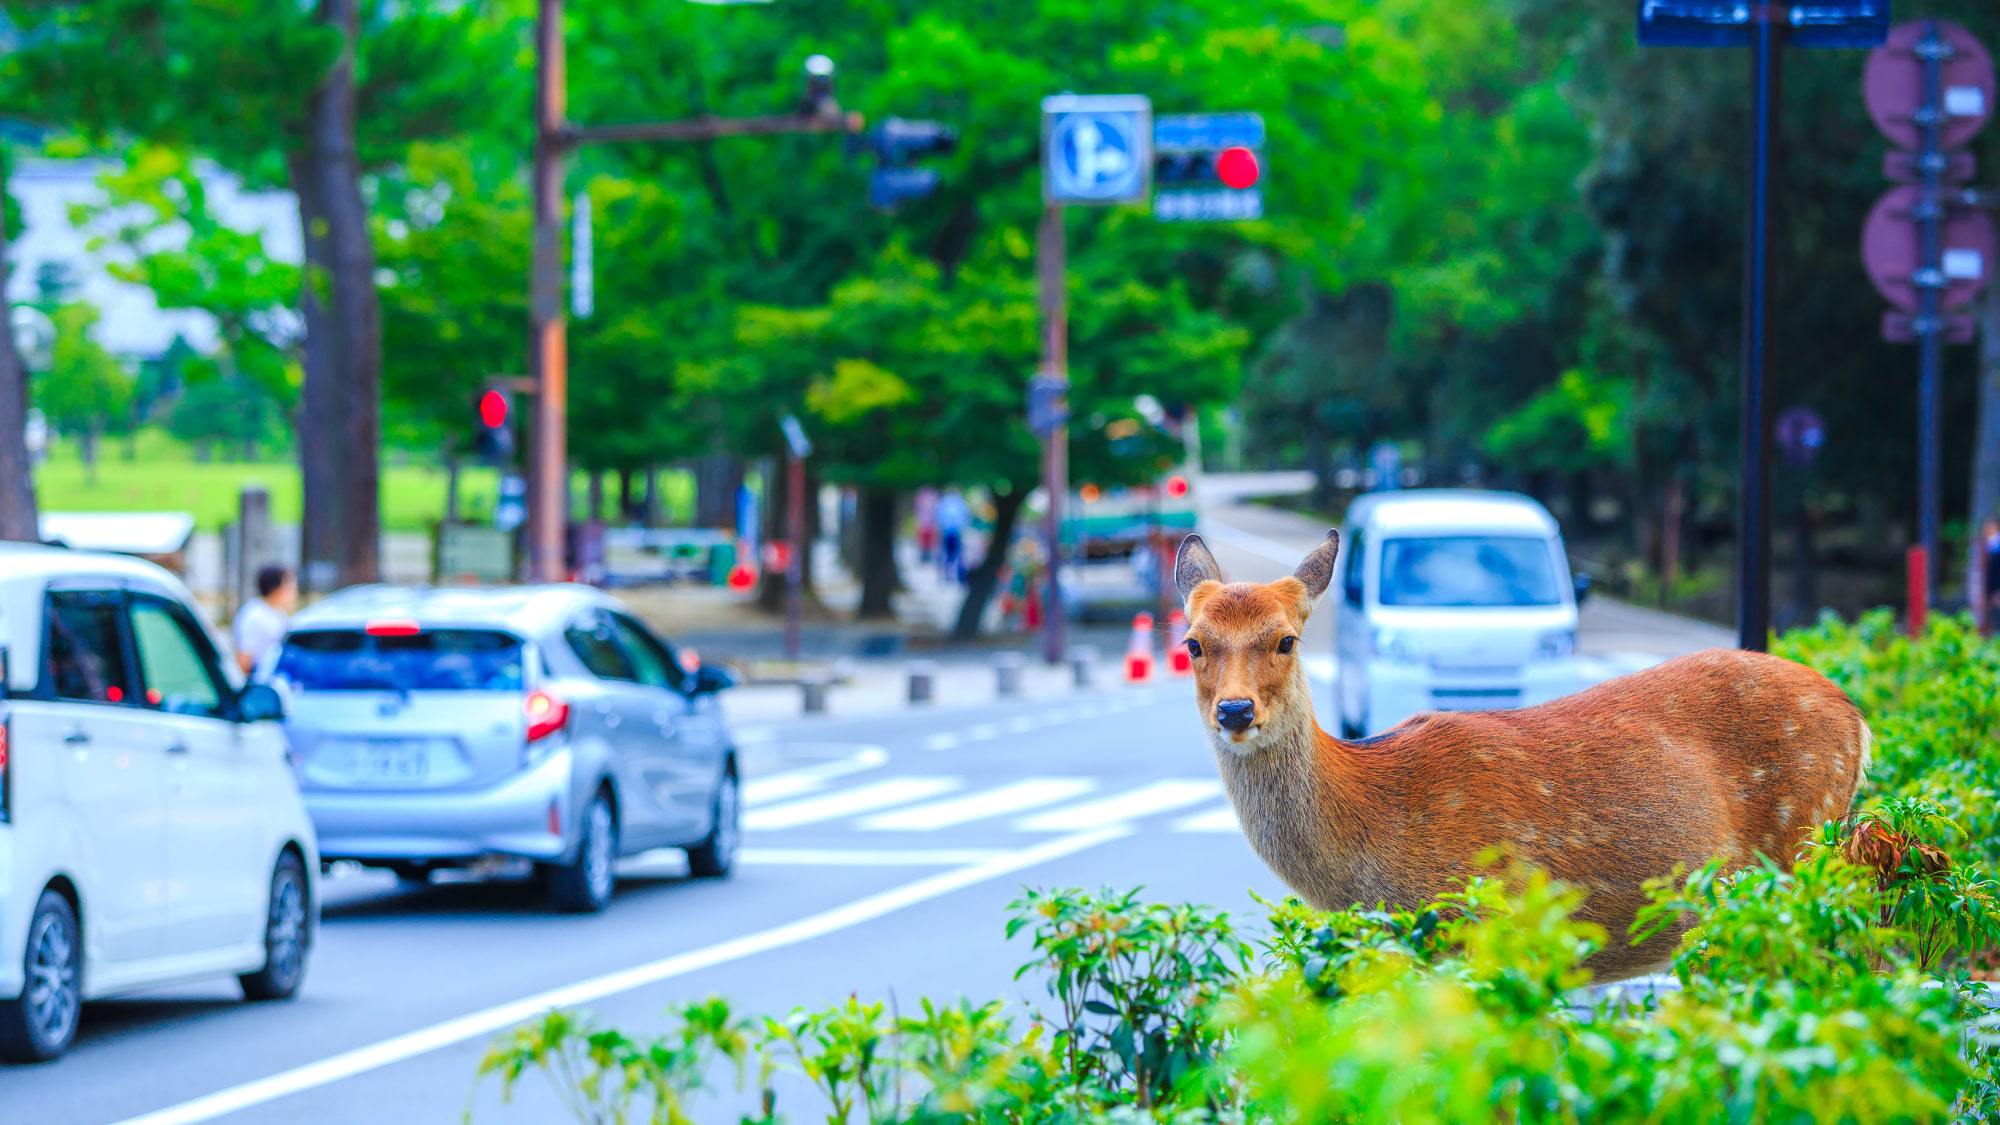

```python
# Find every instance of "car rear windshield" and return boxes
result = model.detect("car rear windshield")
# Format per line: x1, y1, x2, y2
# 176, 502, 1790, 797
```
273, 629, 525, 692
1378, 535, 1562, 608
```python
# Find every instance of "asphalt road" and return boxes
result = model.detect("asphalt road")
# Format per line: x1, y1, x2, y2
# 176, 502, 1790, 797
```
2, 490, 1730, 1124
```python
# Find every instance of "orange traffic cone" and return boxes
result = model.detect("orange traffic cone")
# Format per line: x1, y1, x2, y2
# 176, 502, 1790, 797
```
1125, 612, 1156, 682
1166, 610, 1192, 676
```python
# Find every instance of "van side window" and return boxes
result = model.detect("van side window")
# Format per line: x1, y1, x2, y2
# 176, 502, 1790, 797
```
44, 591, 136, 705
129, 596, 229, 719
1341, 530, 1367, 606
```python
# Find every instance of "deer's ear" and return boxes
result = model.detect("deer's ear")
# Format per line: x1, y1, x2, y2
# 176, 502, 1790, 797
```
1174, 533, 1224, 606
1292, 529, 1341, 604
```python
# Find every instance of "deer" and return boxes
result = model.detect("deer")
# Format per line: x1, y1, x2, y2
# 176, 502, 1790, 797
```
1173, 529, 1871, 979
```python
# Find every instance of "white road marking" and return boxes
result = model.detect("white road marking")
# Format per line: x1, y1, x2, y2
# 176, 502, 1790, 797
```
923, 731, 962, 752
740, 847, 1005, 866
860, 778, 1100, 831
744, 777, 962, 831
1003, 715, 1038, 735
1016, 779, 1224, 832
741, 745, 889, 806
963, 723, 1002, 742
1197, 518, 1304, 566
113, 828, 1129, 1125
1173, 805, 1241, 833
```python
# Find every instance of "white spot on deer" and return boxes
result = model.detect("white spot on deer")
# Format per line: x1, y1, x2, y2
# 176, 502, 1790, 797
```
1796, 694, 1819, 713
1799, 752, 1816, 769
1782, 720, 1799, 737
1735, 789, 1751, 803
1776, 800, 1794, 828
1750, 767, 1767, 781
1537, 781, 1554, 798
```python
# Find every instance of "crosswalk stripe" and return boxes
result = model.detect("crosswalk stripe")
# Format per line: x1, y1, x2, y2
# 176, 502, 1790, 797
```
742, 746, 888, 806
1003, 715, 1038, 735
923, 732, 962, 752
745, 777, 962, 831
1015, 779, 1224, 832
1173, 805, 1240, 833
860, 778, 1100, 831
963, 723, 1001, 742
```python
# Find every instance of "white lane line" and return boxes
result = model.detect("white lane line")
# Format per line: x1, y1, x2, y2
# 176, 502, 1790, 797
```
744, 777, 962, 831
1041, 707, 1076, 724
923, 731, 962, 752
1173, 805, 1241, 833
741, 847, 1005, 866
741, 745, 889, 806
1015, 779, 1224, 832
1073, 704, 1103, 720
1003, 715, 1038, 735
1198, 518, 1305, 566
859, 778, 1100, 831
963, 723, 1002, 742
113, 828, 1129, 1125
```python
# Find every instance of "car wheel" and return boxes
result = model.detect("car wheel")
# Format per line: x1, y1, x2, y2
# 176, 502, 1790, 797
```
685, 768, 740, 880
547, 792, 617, 913
239, 853, 310, 1002
0, 891, 82, 1062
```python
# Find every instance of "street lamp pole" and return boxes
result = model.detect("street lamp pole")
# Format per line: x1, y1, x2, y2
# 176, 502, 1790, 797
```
529, 0, 569, 582
1736, 11, 1784, 651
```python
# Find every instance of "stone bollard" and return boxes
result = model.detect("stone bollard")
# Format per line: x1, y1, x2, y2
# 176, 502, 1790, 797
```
1067, 645, 1098, 690
801, 676, 831, 715
907, 660, 937, 705
995, 651, 1025, 698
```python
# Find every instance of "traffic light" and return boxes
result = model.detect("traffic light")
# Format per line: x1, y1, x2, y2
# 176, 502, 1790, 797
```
1153, 146, 1261, 189
474, 388, 514, 463
854, 118, 958, 209
1152, 113, 1265, 222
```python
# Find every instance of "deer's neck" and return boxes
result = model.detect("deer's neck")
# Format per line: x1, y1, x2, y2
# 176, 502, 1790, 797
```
1214, 680, 1392, 910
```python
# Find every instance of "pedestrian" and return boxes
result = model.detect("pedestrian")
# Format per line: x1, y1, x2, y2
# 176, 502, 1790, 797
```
936, 488, 971, 584
234, 564, 297, 676
914, 487, 939, 564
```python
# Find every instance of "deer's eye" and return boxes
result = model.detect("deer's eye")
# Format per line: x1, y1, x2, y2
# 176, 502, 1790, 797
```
1277, 636, 1297, 654
1186, 638, 1203, 659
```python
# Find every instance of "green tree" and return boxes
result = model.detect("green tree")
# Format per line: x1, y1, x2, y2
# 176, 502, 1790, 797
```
33, 303, 132, 482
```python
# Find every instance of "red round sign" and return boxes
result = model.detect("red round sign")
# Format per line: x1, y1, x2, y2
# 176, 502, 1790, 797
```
1215, 146, 1260, 190
1864, 20, 1995, 152
1860, 184, 1998, 313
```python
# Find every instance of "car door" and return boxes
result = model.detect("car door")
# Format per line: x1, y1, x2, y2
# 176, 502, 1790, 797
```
17, 587, 169, 969
1334, 527, 1369, 728
127, 592, 266, 957
561, 610, 679, 844
605, 612, 718, 841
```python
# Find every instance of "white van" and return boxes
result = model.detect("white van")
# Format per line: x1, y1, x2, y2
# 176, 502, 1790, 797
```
0, 545, 316, 1062
1332, 491, 1590, 737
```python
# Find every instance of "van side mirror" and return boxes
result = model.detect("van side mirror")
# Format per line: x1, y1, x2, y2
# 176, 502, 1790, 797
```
692, 665, 738, 695
1573, 573, 1593, 605
237, 683, 286, 723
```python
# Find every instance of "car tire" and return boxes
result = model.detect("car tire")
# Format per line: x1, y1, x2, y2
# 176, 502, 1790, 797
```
0, 891, 82, 1063
389, 863, 432, 888
684, 768, 740, 880
547, 792, 617, 913
239, 852, 311, 1002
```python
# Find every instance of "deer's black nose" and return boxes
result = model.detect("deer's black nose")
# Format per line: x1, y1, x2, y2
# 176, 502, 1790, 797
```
1216, 698, 1256, 732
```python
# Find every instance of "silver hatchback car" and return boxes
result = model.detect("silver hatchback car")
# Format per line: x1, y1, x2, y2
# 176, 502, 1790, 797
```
263, 585, 740, 912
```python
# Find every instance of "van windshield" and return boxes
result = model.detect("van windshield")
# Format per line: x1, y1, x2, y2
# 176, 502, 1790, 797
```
1377, 536, 1562, 608
273, 629, 524, 692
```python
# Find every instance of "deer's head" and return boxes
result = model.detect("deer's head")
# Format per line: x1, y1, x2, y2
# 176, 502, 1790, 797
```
1174, 530, 1340, 755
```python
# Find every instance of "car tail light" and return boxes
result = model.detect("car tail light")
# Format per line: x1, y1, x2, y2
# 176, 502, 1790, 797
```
364, 619, 423, 637
525, 690, 569, 743
1, 715, 11, 824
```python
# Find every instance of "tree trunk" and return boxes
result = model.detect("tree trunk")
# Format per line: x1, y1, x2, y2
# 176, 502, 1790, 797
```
290, 0, 381, 593
855, 486, 901, 620
694, 453, 744, 528
1660, 472, 1685, 608
953, 487, 1027, 639
1304, 417, 1332, 513
1967, 277, 2000, 628
586, 470, 604, 524
81, 425, 99, 487
616, 468, 634, 523
444, 457, 461, 524
643, 466, 661, 528
0, 201, 38, 542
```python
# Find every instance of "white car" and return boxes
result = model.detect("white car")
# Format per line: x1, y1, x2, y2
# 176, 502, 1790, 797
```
0, 545, 316, 1062
1332, 490, 1591, 737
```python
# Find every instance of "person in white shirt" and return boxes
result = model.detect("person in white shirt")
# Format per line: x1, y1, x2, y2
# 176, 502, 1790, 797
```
233, 564, 297, 676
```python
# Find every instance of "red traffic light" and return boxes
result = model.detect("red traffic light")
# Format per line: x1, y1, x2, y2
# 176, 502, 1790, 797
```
1165, 474, 1190, 498
478, 389, 509, 429
1215, 146, 1260, 190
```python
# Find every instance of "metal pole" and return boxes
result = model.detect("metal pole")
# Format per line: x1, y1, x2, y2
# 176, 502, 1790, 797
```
1038, 204, 1068, 664
1736, 12, 1782, 651
1916, 20, 1945, 611
786, 451, 805, 660
529, 0, 569, 582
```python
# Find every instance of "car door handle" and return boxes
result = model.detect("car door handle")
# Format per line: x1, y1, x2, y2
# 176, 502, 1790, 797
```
165, 741, 190, 755
602, 713, 621, 729
63, 729, 90, 746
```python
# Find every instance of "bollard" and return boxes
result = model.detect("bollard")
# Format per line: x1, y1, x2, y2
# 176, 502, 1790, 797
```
995, 651, 1025, 698
1067, 645, 1098, 689
908, 660, 937, 705
801, 676, 831, 715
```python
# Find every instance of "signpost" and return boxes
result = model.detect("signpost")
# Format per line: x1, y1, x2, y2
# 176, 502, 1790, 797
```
780, 415, 812, 660
1636, 1, 1887, 652
1859, 20, 1996, 627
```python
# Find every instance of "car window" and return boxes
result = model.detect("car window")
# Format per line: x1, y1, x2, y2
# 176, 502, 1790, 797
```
274, 629, 524, 692
1378, 535, 1563, 608
1341, 529, 1366, 606
129, 597, 228, 719
44, 591, 136, 705
607, 613, 687, 692
565, 614, 637, 682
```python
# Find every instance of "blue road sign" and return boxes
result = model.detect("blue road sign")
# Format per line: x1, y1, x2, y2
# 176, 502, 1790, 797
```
1637, 1, 1889, 48
1042, 94, 1151, 205
1154, 112, 1266, 153
1155, 188, 1264, 223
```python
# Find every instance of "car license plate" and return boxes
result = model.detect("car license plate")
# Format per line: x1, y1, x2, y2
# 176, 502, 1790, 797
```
313, 739, 440, 785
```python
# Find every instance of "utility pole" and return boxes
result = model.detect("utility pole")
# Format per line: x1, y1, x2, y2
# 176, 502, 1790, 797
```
1735, 12, 1782, 651
1037, 204, 1068, 664
528, 2, 861, 582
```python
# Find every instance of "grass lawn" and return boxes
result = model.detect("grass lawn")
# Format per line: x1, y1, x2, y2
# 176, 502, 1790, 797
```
33, 432, 696, 532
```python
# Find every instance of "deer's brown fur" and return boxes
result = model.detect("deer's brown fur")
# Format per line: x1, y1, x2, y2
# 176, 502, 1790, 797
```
1175, 530, 1870, 980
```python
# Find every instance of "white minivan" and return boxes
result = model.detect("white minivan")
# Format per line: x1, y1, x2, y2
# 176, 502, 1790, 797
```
0, 545, 316, 1062
1332, 490, 1591, 737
